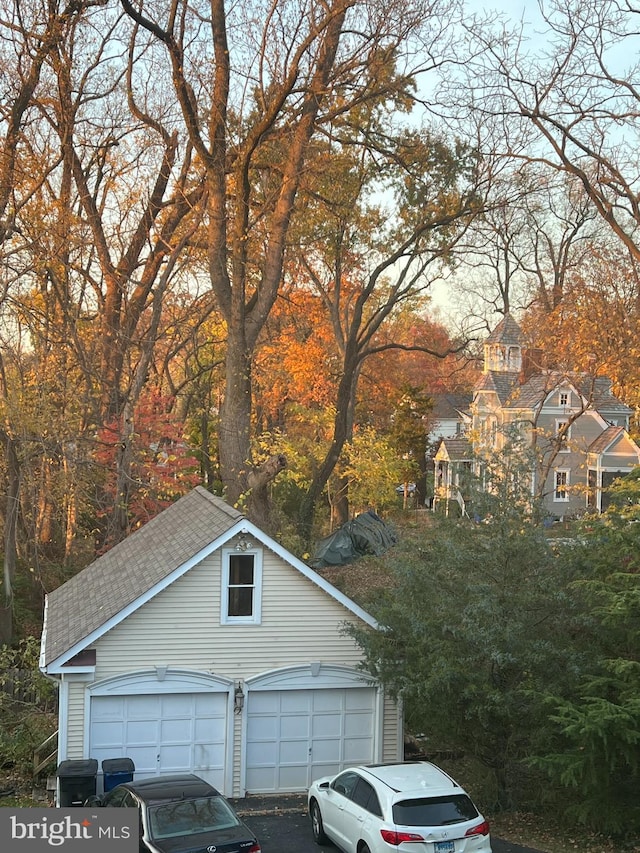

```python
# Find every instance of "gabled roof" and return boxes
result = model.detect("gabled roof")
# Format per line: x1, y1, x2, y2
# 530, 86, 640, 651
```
503, 371, 633, 415
434, 437, 473, 461
588, 425, 626, 454
474, 370, 520, 405
589, 377, 634, 416
41, 487, 377, 671
485, 313, 524, 346
431, 393, 472, 420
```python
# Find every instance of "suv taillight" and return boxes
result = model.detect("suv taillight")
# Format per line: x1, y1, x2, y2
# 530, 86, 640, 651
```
465, 819, 490, 837
380, 829, 424, 845
248, 844, 261, 852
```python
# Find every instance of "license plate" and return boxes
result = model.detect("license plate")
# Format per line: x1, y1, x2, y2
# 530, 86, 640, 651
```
434, 842, 454, 853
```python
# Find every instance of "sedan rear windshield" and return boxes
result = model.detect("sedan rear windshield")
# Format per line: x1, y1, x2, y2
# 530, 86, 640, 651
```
149, 796, 241, 839
393, 794, 479, 827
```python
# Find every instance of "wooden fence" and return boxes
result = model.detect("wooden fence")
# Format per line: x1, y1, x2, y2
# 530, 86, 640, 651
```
0, 668, 58, 713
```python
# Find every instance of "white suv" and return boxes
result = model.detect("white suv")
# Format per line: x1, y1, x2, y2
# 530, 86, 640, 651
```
307, 761, 492, 853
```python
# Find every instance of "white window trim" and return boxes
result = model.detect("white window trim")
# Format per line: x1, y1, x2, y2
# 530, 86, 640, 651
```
221, 547, 263, 625
554, 469, 570, 502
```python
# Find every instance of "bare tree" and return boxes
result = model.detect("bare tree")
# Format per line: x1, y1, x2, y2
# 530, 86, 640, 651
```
456, 0, 640, 260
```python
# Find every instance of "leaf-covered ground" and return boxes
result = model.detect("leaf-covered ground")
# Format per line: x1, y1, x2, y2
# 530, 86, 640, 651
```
489, 812, 624, 853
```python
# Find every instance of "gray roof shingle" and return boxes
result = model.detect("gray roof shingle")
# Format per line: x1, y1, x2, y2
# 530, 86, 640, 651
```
431, 393, 472, 420
485, 313, 525, 346
588, 425, 625, 454
502, 372, 633, 414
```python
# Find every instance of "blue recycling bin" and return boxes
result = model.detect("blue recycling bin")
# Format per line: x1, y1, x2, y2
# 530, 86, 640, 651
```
102, 758, 135, 792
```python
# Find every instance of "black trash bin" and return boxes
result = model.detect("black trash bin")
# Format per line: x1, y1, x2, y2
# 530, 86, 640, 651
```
102, 758, 135, 792
56, 759, 98, 806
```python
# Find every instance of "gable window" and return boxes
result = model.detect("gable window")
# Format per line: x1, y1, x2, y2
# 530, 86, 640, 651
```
554, 469, 569, 501
222, 548, 262, 624
559, 391, 569, 407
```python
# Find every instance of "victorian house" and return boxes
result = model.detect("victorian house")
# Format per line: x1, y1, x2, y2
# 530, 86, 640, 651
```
434, 314, 640, 518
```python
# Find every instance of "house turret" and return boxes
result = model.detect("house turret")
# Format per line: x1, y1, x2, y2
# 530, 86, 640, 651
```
483, 313, 524, 374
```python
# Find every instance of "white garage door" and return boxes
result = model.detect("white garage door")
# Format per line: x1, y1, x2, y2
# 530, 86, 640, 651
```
246, 687, 375, 792
90, 692, 228, 791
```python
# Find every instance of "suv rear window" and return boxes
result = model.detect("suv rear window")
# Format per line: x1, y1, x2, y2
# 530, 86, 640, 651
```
393, 794, 479, 827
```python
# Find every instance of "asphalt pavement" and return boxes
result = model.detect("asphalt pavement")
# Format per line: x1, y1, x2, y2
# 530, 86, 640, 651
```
233, 796, 545, 853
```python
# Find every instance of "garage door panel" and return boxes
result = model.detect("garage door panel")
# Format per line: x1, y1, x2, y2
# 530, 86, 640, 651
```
194, 742, 225, 767
161, 718, 193, 742
127, 719, 160, 743
127, 695, 161, 716
122, 745, 159, 776
344, 738, 373, 762
312, 689, 341, 711
247, 715, 278, 740
344, 711, 373, 735
246, 740, 278, 766
345, 690, 373, 710
280, 692, 311, 713
90, 692, 228, 792
310, 739, 341, 762
159, 745, 192, 772
246, 687, 375, 793
312, 712, 342, 737
91, 720, 125, 749
278, 765, 309, 790
279, 740, 309, 764
248, 692, 278, 713
282, 715, 310, 738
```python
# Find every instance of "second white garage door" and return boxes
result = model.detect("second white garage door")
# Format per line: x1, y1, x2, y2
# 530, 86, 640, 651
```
89, 691, 228, 791
245, 687, 375, 792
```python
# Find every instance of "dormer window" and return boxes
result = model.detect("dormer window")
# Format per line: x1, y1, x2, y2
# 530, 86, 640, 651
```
222, 548, 262, 624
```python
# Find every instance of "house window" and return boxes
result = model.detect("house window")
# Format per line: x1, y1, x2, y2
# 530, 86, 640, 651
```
555, 419, 570, 451
554, 469, 570, 501
559, 392, 569, 407
222, 549, 262, 624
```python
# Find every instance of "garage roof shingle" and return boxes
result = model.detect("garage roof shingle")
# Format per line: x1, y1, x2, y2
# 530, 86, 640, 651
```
42, 487, 243, 667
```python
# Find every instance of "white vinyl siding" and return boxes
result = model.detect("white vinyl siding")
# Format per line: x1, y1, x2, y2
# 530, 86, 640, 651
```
90, 549, 365, 681
382, 693, 403, 763
64, 680, 88, 760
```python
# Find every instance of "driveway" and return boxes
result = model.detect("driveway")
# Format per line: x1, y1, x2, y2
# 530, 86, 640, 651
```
233, 796, 545, 853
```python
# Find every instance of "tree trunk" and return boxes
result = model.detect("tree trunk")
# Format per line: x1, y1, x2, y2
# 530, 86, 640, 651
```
218, 332, 252, 506
0, 434, 20, 643
299, 357, 359, 540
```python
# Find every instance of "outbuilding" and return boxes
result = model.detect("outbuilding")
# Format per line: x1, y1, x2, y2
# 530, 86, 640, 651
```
39, 487, 402, 800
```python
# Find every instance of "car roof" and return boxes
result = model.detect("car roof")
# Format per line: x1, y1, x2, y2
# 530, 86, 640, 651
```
121, 773, 221, 802
357, 762, 462, 795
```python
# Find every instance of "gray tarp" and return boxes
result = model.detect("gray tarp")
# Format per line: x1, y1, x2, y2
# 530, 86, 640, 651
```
311, 510, 397, 568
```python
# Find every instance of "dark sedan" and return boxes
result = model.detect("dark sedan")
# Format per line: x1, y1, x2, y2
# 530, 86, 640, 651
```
86, 773, 261, 853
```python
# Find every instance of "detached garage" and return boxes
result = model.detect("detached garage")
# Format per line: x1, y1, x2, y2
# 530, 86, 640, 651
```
40, 488, 402, 799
